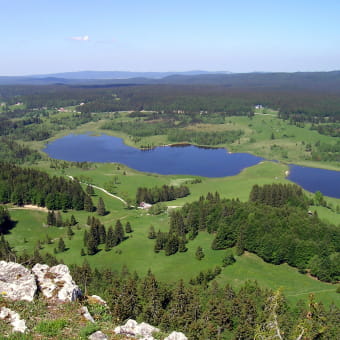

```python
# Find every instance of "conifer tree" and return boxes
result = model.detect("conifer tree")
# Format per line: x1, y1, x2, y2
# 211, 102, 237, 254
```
148, 225, 156, 239
86, 184, 95, 196
80, 248, 85, 256
195, 246, 204, 260
114, 219, 125, 244
84, 195, 94, 212
97, 197, 106, 216
67, 226, 74, 239
58, 237, 66, 253
99, 224, 106, 244
55, 211, 63, 227
125, 221, 132, 233
83, 230, 89, 247
70, 214, 77, 226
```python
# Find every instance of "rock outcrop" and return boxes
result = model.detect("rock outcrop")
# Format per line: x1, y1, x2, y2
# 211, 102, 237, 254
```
88, 330, 108, 340
164, 331, 188, 340
114, 319, 160, 340
32, 263, 81, 301
0, 261, 37, 302
0, 307, 27, 333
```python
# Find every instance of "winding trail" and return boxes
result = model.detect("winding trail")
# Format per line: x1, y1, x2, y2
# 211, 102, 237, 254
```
66, 175, 127, 205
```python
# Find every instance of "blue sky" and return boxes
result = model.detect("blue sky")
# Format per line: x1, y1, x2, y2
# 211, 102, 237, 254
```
1, 0, 340, 75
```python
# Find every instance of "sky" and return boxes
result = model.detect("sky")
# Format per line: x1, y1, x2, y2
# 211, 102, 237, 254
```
1, 0, 340, 75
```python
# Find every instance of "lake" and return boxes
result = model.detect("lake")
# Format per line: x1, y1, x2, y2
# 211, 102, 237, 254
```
44, 134, 340, 198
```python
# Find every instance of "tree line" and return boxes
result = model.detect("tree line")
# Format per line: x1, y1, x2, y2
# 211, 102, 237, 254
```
163, 188, 340, 282
136, 185, 190, 204
0, 162, 86, 211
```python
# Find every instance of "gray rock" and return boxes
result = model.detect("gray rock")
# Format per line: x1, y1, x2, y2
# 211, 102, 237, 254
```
88, 330, 108, 340
0, 261, 37, 302
80, 306, 95, 323
114, 319, 159, 339
164, 331, 188, 340
0, 307, 27, 333
32, 263, 80, 301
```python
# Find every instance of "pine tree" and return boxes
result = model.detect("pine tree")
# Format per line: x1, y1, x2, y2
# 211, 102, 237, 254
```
58, 237, 66, 253
195, 246, 204, 260
70, 214, 77, 226
125, 221, 132, 233
84, 195, 94, 212
86, 185, 95, 196
87, 233, 98, 255
114, 219, 125, 244
80, 248, 86, 256
106, 226, 116, 248
83, 230, 89, 247
97, 197, 106, 216
98, 224, 106, 244
165, 233, 179, 256
148, 225, 156, 239
55, 211, 63, 227
67, 226, 74, 239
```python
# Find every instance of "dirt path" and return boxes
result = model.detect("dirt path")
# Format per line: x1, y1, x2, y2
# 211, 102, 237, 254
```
9, 204, 48, 212
67, 175, 127, 205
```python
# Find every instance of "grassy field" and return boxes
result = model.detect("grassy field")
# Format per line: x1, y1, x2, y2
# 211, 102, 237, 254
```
5, 158, 340, 308
6, 207, 340, 307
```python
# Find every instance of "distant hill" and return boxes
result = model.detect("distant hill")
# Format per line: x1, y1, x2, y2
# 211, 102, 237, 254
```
1, 70, 340, 91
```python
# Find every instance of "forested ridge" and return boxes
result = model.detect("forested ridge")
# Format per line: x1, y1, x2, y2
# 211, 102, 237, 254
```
162, 186, 340, 282
0, 162, 86, 211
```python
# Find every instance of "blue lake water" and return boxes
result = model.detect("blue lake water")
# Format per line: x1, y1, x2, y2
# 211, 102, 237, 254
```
43, 134, 263, 177
288, 165, 340, 199
43, 134, 340, 198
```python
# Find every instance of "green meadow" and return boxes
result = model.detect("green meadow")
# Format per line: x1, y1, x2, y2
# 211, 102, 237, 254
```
6, 159, 340, 307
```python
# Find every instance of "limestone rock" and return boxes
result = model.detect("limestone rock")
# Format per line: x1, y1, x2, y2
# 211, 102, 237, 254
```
164, 331, 188, 340
32, 263, 81, 301
81, 306, 95, 323
0, 261, 36, 302
89, 294, 107, 305
114, 319, 159, 339
0, 307, 27, 333
88, 330, 108, 340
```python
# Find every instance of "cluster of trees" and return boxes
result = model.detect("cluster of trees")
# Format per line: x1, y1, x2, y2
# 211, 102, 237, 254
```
101, 119, 172, 137
311, 140, 340, 162
168, 129, 243, 145
136, 185, 190, 204
0, 137, 42, 164
310, 123, 340, 137
166, 191, 340, 282
153, 230, 188, 256
69, 261, 340, 339
46, 210, 77, 227
249, 183, 307, 208
0, 162, 86, 210
83, 218, 130, 255
189, 266, 221, 286
0, 206, 11, 234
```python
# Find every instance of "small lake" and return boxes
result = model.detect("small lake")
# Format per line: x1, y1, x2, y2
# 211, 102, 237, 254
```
43, 134, 340, 198
288, 165, 340, 199
43, 134, 263, 177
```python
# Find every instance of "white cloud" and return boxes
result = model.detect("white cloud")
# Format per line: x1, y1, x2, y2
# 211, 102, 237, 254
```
70, 35, 89, 41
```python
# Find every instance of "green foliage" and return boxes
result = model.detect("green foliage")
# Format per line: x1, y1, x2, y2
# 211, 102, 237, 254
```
79, 323, 100, 339
96, 197, 106, 216
35, 319, 68, 337
168, 128, 243, 145
222, 253, 236, 267
136, 185, 190, 204
195, 246, 204, 260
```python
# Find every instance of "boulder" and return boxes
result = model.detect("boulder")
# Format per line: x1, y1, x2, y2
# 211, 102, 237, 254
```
0, 307, 27, 333
89, 294, 107, 305
164, 331, 188, 340
114, 319, 159, 339
88, 330, 108, 340
0, 261, 37, 302
32, 263, 81, 301
80, 306, 95, 323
